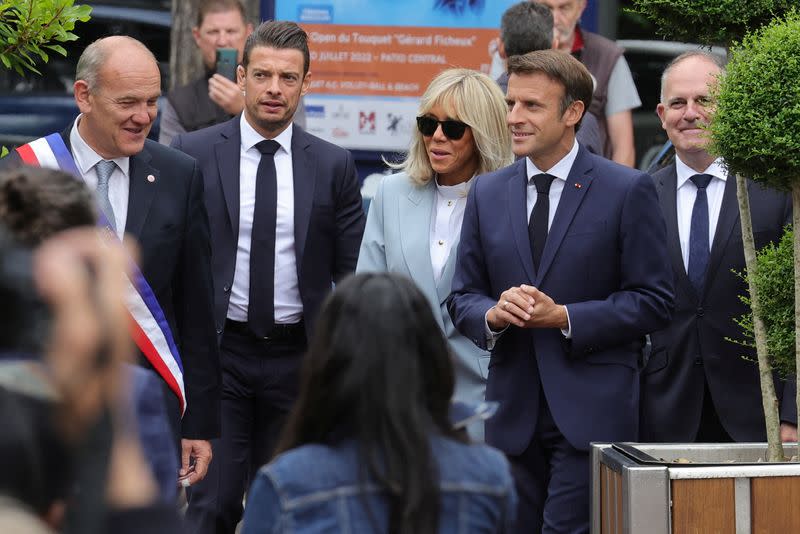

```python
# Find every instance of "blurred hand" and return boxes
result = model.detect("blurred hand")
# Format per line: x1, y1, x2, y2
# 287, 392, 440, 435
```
34, 228, 134, 437
208, 74, 245, 115
781, 422, 798, 443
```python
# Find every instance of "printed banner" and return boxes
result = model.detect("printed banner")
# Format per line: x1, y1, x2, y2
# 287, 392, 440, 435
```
276, 0, 518, 152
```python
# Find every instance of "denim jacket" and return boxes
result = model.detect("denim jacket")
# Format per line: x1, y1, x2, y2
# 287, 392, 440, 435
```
241, 435, 517, 533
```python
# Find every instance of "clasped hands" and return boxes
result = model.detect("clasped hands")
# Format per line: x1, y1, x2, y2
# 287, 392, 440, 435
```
487, 284, 568, 331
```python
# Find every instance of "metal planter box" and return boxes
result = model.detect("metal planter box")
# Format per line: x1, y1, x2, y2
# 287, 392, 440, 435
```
591, 442, 800, 533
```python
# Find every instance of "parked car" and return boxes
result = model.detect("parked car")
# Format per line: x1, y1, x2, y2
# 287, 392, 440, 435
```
0, 1, 170, 149
619, 39, 727, 170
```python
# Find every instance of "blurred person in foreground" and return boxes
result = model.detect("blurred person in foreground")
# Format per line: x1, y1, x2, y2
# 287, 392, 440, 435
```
357, 68, 512, 441
0, 166, 179, 502
0, 226, 182, 533
241, 272, 517, 533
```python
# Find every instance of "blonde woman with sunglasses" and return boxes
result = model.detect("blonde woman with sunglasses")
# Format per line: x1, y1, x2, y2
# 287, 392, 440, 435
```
357, 68, 512, 441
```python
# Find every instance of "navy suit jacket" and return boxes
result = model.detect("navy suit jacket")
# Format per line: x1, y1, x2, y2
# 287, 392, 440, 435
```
641, 163, 796, 442
448, 145, 674, 455
1, 127, 221, 440
171, 117, 365, 338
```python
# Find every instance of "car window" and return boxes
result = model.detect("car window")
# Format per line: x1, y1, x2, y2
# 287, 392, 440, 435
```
0, 7, 170, 95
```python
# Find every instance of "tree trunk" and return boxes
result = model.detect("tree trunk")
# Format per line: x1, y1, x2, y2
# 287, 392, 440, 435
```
168, 0, 261, 90
793, 186, 800, 461
737, 173, 784, 461
169, 0, 203, 90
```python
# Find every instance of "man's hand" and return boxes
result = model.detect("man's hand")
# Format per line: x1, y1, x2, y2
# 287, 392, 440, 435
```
487, 286, 535, 330
487, 284, 568, 330
180, 439, 213, 486
780, 422, 798, 443
520, 285, 569, 329
208, 74, 245, 115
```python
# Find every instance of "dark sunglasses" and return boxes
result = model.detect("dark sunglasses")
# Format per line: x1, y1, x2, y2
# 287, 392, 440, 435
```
416, 115, 469, 140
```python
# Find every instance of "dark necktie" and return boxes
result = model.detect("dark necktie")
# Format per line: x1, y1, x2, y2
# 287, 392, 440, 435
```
687, 173, 714, 295
529, 173, 555, 271
248, 139, 281, 338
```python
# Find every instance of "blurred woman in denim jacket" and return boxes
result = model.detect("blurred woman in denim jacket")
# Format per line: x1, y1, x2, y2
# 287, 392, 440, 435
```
242, 272, 516, 533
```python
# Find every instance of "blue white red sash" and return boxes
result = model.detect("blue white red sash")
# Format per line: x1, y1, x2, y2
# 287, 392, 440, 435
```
16, 133, 187, 415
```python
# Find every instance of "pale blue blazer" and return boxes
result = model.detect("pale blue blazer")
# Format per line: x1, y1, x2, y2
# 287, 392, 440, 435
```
357, 173, 489, 440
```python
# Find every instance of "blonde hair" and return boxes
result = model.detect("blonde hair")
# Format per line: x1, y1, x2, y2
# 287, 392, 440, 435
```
390, 68, 513, 185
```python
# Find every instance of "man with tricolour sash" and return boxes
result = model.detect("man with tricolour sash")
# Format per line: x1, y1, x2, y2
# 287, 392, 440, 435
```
0, 36, 221, 488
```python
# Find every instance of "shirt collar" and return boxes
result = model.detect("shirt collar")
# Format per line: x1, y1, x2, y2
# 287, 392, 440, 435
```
70, 115, 130, 176
525, 140, 579, 183
240, 114, 293, 155
435, 175, 473, 200
675, 154, 727, 190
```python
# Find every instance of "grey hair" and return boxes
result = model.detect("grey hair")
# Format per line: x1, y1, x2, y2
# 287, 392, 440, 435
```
388, 68, 513, 185
660, 50, 726, 103
501, 1, 553, 57
75, 36, 157, 91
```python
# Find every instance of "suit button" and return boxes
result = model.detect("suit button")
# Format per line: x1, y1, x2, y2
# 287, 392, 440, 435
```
694, 356, 703, 366
216, 328, 223, 335
586, 347, 595, 354
697, 307, 704, 317
224, 284, 231, 293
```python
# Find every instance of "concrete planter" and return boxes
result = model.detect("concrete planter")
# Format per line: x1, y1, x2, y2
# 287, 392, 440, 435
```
591, 442, 800, 533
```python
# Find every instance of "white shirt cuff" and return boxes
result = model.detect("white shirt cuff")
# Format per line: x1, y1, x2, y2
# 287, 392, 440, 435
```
484, 307, 508, 350
561, 305, 572, 339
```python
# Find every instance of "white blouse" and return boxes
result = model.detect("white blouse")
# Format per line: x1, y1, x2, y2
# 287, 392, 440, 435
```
429, 176, 473, 282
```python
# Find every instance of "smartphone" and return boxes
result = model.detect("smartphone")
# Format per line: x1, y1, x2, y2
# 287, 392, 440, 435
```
216, 48, 238, 81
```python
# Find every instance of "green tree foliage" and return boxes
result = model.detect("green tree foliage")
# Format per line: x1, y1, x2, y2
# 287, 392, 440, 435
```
734, 227, 796, 378
0, 0, 90, 157
709, 12, 800, 191
0, 0, 91, 76
630, 0, 793, 45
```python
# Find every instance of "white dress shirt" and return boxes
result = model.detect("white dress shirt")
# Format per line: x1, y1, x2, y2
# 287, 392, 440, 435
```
227, 116, 303, 324
485, 140, 580, 345
675, 155, 727, 271
430, 176, 472, 282
69, 116, 130, 239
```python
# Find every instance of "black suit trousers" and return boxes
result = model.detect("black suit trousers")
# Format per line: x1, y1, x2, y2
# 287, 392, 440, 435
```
185, 327, 305, 534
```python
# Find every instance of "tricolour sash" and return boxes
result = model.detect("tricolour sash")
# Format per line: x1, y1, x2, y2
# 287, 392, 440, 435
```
16, 133, 187, 415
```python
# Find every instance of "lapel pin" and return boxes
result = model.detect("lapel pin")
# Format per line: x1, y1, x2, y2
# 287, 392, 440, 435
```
147, 174, 155, 183
574, 183, 582, 189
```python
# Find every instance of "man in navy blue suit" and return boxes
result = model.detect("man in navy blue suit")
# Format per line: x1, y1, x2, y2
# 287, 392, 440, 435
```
172, 21, 365, 534
448, 50, 673, 532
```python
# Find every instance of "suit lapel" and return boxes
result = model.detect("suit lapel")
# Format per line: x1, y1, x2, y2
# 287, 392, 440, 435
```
508, 159, 536, 283
291, 126, 316, 271
704, 174, 740, 299
658, 163, 694, 297
535, 148, 593, 284
399, 182, 441, 317
215, 119, 242, 235
436, 239, 459, 305
126, 148, 158, 239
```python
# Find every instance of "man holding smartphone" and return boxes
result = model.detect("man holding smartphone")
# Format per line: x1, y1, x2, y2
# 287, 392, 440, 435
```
160, 0, 306, 145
